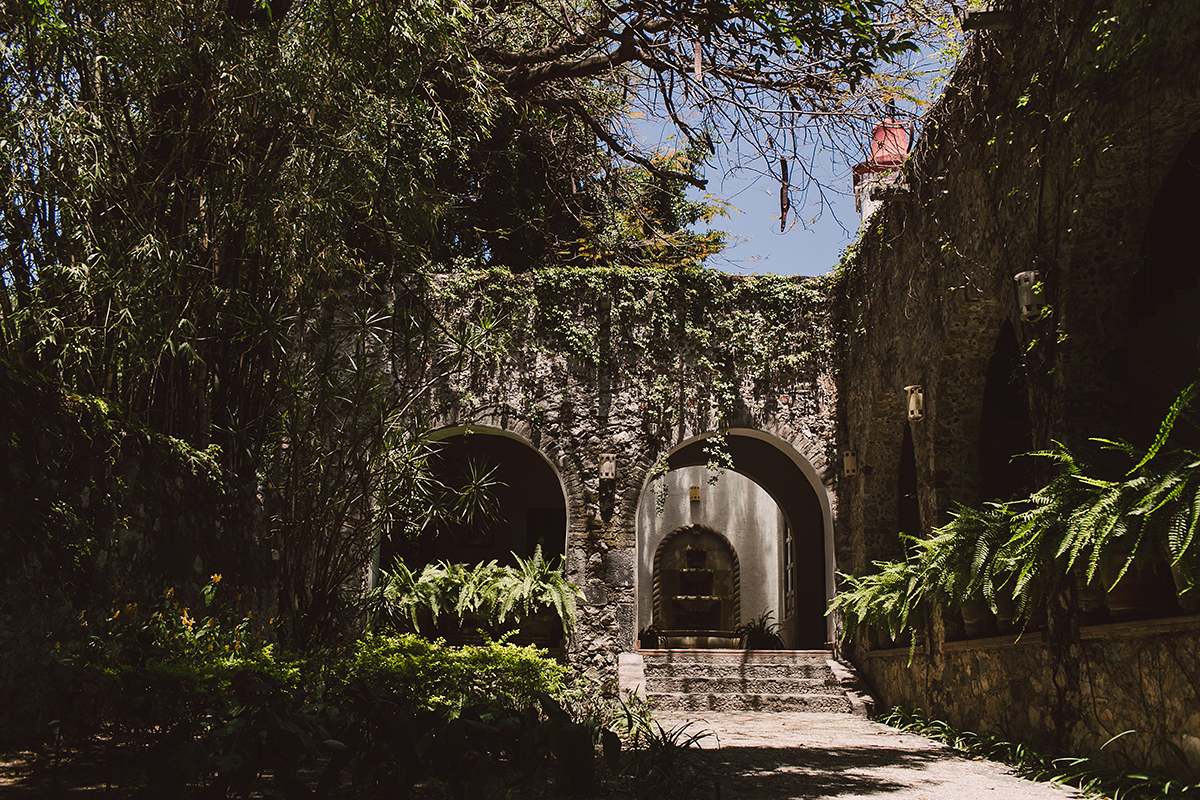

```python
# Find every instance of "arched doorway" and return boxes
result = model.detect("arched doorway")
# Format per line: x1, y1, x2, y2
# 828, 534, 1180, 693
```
636, 430, 833, 649
381, 427, 567, 569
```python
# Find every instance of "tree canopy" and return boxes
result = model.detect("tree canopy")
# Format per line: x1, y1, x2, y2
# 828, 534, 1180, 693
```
0, 0, 952, 645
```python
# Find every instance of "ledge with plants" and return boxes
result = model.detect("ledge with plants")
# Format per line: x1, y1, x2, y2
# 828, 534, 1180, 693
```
368, 545, 581, 650
830, 382, 1200, 647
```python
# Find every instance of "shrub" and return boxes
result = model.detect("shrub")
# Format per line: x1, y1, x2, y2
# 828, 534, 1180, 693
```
335, 633, 567, 715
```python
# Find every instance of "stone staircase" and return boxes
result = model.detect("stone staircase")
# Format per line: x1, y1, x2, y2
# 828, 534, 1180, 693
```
619, 650, 874, 716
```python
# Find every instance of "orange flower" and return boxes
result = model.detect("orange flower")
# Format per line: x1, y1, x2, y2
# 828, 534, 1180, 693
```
211, 574, 222, 584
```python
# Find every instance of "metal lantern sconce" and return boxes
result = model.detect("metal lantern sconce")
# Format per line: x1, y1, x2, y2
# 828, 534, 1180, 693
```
689, 485, 701, 502
842, 450, 859, 477
1014, 271, 1043, 321
904, 385, 925, 422
599, 453, 617, 482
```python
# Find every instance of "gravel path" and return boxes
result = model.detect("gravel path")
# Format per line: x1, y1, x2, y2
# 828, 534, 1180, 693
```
655, 711, 1081, 800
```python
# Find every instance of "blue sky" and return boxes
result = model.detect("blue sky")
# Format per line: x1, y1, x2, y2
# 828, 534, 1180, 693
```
636, 121, 871, 279
694, 165, 862, 278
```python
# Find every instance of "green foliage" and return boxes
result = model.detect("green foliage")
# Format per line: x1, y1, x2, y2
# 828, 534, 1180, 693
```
829, 556, 926, 643
735, 609, 786, 650
0, 363, 227, 590
337, 633, 567, 716
831, 383, 1200, 645
371, 546, 580, 636
617, 697, 715, 800
68, 575, 290, 697
879, 706, 1200, 799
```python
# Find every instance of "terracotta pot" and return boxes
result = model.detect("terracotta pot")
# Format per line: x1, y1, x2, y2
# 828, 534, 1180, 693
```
994, 593, 1018, 633
960, 598, 997, 639
1171, 563, 1200, 614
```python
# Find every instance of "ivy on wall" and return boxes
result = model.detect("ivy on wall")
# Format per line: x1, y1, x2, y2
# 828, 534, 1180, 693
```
415, 266, 835, 452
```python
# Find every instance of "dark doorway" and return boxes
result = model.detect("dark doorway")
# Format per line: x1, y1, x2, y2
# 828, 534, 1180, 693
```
382, 431, 566, 569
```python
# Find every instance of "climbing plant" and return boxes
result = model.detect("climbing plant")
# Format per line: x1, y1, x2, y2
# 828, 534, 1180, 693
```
423, 266, 834, 465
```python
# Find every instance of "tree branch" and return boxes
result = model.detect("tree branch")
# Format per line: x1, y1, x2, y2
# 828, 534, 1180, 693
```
541, 97, 707, 189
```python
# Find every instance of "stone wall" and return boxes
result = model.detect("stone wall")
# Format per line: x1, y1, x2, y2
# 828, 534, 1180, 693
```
401, 268, 839, 674
864, 618, 1200, 775
833, 0, 1200, 778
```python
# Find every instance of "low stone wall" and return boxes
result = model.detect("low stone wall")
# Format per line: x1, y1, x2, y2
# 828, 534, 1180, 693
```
860, 616, 1200, 777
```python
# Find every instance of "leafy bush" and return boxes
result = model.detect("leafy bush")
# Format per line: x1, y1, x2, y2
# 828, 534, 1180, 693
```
370, 545, 580, 636
335, 633, 568, 715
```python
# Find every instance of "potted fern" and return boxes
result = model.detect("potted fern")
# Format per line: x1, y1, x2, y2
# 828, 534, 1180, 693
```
1059, 383, 1200, 617
370, 546, 580, 647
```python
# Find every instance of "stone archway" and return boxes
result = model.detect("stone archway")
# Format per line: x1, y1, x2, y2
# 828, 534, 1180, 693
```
381, 425, 569, 570
636, 428, 834, 649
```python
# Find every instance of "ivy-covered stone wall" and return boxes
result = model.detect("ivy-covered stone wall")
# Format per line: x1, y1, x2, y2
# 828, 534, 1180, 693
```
398, 267, 840, 673
833, 0, 1200, 777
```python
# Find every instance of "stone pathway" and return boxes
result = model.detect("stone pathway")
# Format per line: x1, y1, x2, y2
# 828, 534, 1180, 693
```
656, 711, 1081, 800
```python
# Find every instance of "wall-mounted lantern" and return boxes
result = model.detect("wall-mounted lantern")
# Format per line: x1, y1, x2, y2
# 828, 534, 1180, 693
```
599, 453, 617, 481
842, 450, 859, 477
689, 485, 701, 502
904, 385, 925, 422
1013, 271, 1043, 321
961, 9, 1016, 30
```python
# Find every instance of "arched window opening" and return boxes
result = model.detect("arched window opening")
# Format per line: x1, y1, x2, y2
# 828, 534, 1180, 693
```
898, 423, 921, 539
1125, 129, 1200, 449
383, 431, 566, 570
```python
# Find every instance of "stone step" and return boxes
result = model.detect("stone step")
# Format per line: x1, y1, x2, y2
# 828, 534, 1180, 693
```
642, 661, 833, 679
646, 692, 853, 714
639, 648, 835, 665
645, 675, 840, 695
619, 650, 875, 717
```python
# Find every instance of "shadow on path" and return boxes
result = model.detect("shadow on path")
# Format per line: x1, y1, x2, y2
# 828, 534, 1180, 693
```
708, 744, 956, 798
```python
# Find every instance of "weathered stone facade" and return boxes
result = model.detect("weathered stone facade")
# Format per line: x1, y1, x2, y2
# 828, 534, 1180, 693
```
833, 0, 1200, 777
401, 269, 840, 672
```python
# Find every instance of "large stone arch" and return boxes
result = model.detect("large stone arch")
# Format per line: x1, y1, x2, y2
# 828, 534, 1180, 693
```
381, 423, 572, 572
635, 426, 836, 649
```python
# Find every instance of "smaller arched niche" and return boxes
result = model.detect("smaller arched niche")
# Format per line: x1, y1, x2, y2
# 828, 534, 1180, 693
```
652, 525, 741, 647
